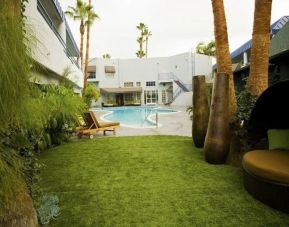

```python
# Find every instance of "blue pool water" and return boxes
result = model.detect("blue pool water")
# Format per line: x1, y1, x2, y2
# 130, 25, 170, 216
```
99, 106, 177, 128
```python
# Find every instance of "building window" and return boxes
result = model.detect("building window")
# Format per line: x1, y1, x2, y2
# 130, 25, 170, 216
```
88, 72, 96, 79
136, 92, 141, 102
136, 82, 141, 87
145, 90, 158, 104
146, 81, 156, 87
162, 90, 166, 104
124, 93, 133, 102
124, 82, 133, 87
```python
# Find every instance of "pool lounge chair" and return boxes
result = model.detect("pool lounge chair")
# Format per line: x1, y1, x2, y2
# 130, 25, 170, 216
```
78, 111, 120, 138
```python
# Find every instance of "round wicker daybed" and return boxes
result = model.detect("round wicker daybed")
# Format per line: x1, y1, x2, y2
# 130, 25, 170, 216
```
243, 80, 289, 213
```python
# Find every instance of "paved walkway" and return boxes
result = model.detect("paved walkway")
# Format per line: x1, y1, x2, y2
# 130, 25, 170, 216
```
92, 106, 192, 137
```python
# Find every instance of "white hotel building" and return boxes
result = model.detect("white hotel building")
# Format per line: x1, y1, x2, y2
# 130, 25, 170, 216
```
88, 52, 212, 107
25, 0, 83, 93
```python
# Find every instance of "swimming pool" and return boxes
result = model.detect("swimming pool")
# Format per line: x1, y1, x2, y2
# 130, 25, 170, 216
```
97, 106, 178, 128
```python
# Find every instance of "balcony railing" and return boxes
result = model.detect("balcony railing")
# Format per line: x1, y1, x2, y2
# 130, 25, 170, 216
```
158, 72, 175, 81
37, 0, 80, 69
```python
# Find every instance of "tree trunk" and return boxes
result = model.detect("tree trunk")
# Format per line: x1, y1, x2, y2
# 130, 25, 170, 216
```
80, 21, 85, 71
192, 76, 210, 147
146, 37, 148, 58
140, 37, 143, 58
211, 0, 236, 121
204, 73, 230, 164
83, 1, 92, 89
248, 0, 272, 96
83, 25, 90, 89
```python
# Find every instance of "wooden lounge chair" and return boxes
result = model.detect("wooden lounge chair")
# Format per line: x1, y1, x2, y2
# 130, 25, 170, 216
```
78, 111, 120, 139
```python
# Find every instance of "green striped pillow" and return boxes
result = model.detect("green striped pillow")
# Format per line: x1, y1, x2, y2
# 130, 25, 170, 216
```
268, 129, 289, 150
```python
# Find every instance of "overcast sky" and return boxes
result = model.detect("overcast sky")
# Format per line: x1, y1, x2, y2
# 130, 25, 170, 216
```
60, 0, 289, 59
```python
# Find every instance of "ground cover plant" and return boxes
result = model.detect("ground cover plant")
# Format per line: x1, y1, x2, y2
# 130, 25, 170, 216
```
39, 136, 289, 226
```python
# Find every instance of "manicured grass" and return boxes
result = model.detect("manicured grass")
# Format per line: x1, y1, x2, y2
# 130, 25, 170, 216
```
39, 136, 289, 226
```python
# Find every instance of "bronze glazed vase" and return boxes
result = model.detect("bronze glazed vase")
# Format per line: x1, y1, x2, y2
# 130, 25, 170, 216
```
192, 75, 210, 148
204, 73, 230, 164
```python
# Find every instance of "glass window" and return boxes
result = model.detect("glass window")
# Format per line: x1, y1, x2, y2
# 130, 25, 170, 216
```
145, 90, 158, 104
136, 82, 141, 87
124, 93, 133, 102
88, 72, 96, 79
124, 82, 133, 87
146, 81, 156, 87
162, 90, 166, 103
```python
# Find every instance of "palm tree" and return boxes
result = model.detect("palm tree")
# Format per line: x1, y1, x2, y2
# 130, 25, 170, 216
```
143, 27, 152, 58
136, 23, 146, 58
65, 0, 90, 71
211, 0, 236, 120
247, 0, 273, 96
102, 53, 111, 59
203, 0, 236, 164
136, 50, 145, 58
83, 1, 99, 89
196, 41, 216, 56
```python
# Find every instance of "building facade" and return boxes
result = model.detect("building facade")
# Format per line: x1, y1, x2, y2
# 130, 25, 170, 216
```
230, 16, 289, 93
88, 52, 212, 107
25, 0, 83, 93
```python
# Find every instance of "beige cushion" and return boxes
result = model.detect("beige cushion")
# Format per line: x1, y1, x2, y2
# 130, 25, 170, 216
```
243, 150, 289, 184
98, 121, 120, 128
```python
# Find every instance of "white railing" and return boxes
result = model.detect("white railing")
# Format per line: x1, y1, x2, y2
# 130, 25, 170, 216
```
158, 72, 174, 81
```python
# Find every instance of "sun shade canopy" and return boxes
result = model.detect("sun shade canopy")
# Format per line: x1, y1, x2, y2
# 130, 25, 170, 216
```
105, 66, 116, 73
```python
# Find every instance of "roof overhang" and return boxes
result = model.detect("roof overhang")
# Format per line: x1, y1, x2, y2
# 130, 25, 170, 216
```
105, 66, 116, 73
100, 87, 142, 94
88, 65, 96, 72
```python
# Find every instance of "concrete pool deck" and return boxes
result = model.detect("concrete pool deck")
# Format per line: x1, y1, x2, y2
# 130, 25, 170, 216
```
92, 106, 192, 137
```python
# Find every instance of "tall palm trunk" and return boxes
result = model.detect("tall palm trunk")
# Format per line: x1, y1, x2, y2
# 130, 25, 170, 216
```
80, 21, 85, 71
211, 0, 236, 120
83, 0, 91, 89
140, 37, 143, 53
248, 0, 272, 96
83, 22, 90, 89
145, 36, 148, 58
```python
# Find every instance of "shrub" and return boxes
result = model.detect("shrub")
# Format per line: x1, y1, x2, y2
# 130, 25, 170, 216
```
34, 194, 60, 226
233, 85, 258, 150
0, 1, 85, 223
39, 84, 86, 145
82, 84, 100, 108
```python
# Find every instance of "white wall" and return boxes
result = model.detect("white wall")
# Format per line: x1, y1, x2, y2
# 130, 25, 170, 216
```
193, 53, 213, 79
25, 1, 83, 89
89, 52, 208, 89
171, 92, 193, 106
88, 51, 212, 106
168, 52, 192, 84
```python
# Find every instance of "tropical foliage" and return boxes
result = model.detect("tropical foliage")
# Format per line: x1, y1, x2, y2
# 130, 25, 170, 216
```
0, 0, 31, 216
82, 84, 100, 108
1, 1, 86, 224
136, 23, 152, 58
196, 41, 216, 56
233, 83, 258, 150
102, 53, 111, 59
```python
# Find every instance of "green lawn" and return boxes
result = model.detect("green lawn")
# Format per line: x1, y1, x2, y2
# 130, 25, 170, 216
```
39, 136, 289, 226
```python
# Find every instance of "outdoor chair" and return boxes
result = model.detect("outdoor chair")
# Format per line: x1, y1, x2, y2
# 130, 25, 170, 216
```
242, 80, 289, 213
78, 111, 120, 139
